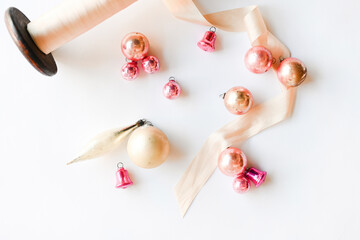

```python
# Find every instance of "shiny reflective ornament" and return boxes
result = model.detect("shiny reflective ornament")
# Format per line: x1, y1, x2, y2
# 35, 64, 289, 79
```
197, 26, 217, 52
244, 46, 273, 73
68, 120, 146, 165
121, 32, 149, 61
223, 86, 253, 115
142, 55, 160, 73
233, 175, 251, 193
115, 162, 133, 189
121, 61, 139, 80
163, 77, 181, 99
277, 57, 307, 87
244, 167, 267, 187
218, 147, 247, 176
127, 125, 170, 169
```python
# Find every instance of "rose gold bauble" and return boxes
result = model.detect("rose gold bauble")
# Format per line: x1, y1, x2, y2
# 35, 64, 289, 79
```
244, 46, 273, 73
218, 147, 247, 176
121, 32, 149, 61
277, 57, 307, 87
127, 126, 170, 169
224, 86, 253, 115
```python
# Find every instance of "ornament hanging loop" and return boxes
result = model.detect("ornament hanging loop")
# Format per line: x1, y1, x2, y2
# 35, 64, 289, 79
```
117, 162, 124, 169
209, 26, 216, 32
139, 119, 153, 126
169, 76, 176, 81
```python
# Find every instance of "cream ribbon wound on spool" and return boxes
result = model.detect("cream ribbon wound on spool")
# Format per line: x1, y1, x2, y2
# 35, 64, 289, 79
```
27, 0, 137, 54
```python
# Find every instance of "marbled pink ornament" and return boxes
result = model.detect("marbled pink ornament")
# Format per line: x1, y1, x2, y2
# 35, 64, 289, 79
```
233, 175, 251, 193
244, 46, 273, 73
163, 78, 181, 99
121, 61, 139, 80
218, 147, 247, 176
142, 56, 160, 73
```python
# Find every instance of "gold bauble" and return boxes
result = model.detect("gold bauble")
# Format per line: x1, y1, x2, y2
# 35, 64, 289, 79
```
127, 126, 170, 169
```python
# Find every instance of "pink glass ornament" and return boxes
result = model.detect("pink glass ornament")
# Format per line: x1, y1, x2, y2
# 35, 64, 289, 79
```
142, 55, 160, 73
197, 26, 217, 52
233, 175, 251, 193
244, 167, 267, 187
121, 61, 139, 80
218, 147, 247, 177
163, 77, 181, 99
121, 32, 149, 61
115, 162, 133, 189
244, 46, 273, 73
277, 57, 307, 88
223, 86, 253, 115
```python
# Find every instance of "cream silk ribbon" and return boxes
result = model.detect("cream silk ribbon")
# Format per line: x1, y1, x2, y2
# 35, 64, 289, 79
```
162, 0, 297, 217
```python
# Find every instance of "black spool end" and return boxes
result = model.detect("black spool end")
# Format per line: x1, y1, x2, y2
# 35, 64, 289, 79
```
4, 7, 57, 76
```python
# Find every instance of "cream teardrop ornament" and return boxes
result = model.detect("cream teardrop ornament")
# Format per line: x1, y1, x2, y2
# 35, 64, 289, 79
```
127, 125, 170, 169
67, 119, 146, 165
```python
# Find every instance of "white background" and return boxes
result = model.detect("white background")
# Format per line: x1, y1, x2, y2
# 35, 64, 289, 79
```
0, 0, 359, 239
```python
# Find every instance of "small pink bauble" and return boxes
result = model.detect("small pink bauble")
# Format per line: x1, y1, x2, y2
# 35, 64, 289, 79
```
121, 32, 149, 61
218, 147, 247, 177
244, 46, 273, 73
163, 78, 181, 99
142, 56, 160, 73
277, 57, 307, 88
223, 86, 253, 115
121, 61, 139, 80
233, 176, 251, 193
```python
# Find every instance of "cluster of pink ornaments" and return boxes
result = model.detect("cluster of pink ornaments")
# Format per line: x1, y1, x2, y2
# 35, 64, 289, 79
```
121, 32, 181, 100
121, 32, 160, 80
197, 27, 307, 193
197, 27, 307, 116
218, 147, 266, 193
222, 46, 307, 116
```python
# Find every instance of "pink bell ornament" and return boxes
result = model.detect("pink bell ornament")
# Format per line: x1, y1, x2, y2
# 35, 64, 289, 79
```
115, 162, 133, 189
197, 26, 217, 52
244, 167, 267, 187
244, 46, 273, 73
163, 77, 181, 99
142, 55, 160, 73
121, 60, 139, 80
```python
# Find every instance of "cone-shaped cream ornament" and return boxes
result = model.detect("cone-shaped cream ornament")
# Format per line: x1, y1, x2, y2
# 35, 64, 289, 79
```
67, 119, 147, 165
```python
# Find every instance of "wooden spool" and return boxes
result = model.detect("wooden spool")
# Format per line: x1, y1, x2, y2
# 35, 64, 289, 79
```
5, 7, 57, 76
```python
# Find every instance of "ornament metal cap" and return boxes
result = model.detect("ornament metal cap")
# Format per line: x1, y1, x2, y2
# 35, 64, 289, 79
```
197, 26, 217, 52
244, 167, 267, 187
115, 162, 133, 189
